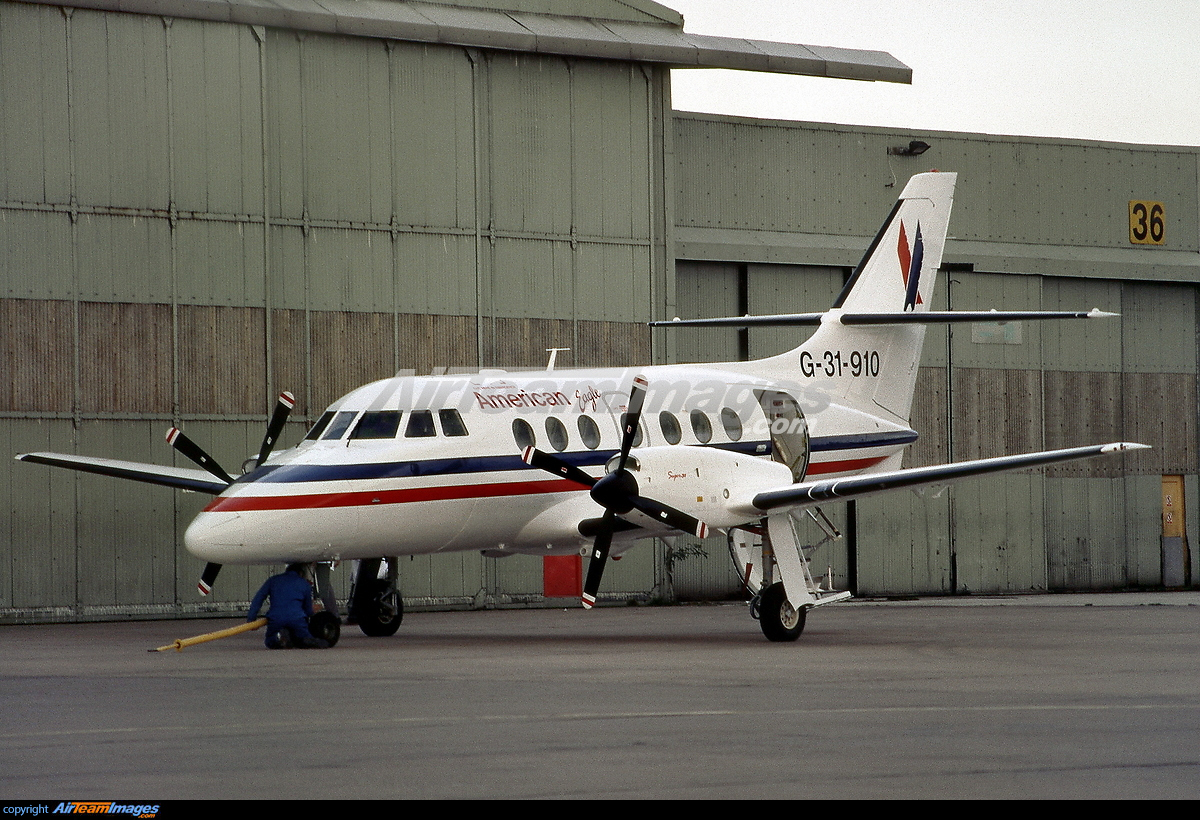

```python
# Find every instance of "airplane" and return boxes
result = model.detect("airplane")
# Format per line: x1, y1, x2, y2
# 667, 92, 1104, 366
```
16, 171, 1148, 643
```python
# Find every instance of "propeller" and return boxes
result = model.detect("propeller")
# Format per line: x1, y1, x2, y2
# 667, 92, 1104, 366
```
256, 391, 296, 468
168, 391, 296, 595
521, 375, 709, 609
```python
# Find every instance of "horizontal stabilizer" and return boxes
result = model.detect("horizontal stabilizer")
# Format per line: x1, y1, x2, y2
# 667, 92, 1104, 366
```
750, 442, 1148, 513
15, 452, 228, 495
649, 308, 1116, 328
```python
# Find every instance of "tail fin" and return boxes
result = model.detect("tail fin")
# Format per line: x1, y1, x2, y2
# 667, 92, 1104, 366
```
655, 171, 1108, 421
797, 171, 957, 423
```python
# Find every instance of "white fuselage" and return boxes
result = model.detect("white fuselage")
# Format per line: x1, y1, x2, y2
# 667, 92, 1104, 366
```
184, 361, 916, 566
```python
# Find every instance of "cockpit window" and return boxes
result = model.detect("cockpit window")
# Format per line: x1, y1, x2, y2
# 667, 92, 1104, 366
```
350, 411, 402, 439
404, 410, 437, 438
321, 411, 359, 440
438, 409, 469, 437
304, 411, 336, 441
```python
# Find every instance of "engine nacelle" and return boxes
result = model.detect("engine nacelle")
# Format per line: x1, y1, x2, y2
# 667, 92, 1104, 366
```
617, 446, 793, 530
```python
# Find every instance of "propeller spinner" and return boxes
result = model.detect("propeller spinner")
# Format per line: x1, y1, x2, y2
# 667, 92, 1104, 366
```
521, 376, 709, 609
169, 391, 295, 595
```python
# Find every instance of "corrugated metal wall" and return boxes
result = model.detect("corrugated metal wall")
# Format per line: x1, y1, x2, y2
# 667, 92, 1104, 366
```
671, 114, 1200, 599
0, 1, 669, 621
5, 2, 1197, 622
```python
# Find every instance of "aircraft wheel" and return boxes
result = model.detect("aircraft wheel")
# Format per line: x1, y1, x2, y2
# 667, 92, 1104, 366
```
758, 582, 806, 642
358, 584, 403, 637
309, 611, 341, 647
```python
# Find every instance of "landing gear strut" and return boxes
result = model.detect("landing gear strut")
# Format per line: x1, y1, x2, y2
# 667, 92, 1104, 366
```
349, 557, 403, 637
732, 511, 850, 643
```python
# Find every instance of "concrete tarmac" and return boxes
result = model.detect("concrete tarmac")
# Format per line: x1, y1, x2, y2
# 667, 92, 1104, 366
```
2, 592, 1199, 800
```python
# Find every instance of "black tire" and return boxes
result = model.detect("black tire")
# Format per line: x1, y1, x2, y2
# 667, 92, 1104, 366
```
309, 611, 341, 647
358, 584, 403, 637
758, 582, 806, 642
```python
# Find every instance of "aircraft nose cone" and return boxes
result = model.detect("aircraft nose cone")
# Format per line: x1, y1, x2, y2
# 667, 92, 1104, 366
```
184, 511, 243, 563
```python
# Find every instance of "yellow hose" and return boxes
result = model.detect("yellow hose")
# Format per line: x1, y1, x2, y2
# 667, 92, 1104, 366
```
152, 617, 268, 652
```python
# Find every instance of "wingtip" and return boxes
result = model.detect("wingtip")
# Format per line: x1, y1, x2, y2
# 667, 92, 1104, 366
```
1102, 442, 1151, 453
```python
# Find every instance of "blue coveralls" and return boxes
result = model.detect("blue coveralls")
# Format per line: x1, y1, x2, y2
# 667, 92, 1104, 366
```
248, 569, 316, 648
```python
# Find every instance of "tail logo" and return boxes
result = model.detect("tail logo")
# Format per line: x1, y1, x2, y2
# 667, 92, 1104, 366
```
897, 221, 925, 311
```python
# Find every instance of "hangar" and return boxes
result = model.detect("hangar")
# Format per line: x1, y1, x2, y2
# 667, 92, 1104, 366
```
1, 0, 1196, 623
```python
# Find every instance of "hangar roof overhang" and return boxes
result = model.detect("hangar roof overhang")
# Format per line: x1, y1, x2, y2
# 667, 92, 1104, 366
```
14, 0, 912, 84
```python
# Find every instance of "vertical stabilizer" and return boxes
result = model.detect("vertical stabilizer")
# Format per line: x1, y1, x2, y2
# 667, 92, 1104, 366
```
796, 171, 957, 423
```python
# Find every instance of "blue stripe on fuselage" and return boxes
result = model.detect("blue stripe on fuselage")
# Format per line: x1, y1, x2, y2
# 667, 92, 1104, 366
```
238, 430, 916, 485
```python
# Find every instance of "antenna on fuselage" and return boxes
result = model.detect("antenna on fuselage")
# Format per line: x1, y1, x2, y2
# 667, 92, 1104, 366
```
545, 348, 571, 371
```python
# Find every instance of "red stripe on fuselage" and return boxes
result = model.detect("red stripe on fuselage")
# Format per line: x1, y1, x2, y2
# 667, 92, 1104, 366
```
203, 478, 587, 513
203, 455, 889, 513
806, 455, 887, 475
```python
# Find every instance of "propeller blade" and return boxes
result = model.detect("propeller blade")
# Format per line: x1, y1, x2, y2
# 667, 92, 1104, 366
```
582, 510, 616, 609
629, 494, 710, 539
573, 375, 710, 607
521, 447, 597, 488
615, 375, 649, 472
197, 562, 222, 596
256, 391, 296, 467
166, 428, 234, 485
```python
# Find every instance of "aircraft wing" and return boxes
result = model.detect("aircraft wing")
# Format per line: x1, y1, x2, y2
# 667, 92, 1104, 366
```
748, 442, 1148, 514
15, 452, 228, 495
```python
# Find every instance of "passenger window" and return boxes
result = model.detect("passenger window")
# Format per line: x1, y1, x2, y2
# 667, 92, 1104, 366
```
404, 410, 437, 438
438, 409, 469, 437
512, 418, 536, 450
545, 417, 569, 452
577, 415, 601, 450
321, 411, 359, 440
720, 407, 743, 441
690, 409, 712, 444
620, 413, 644, 448
659, 411, 681, 445
304, 411, 336, 441
350, 411, 402, 439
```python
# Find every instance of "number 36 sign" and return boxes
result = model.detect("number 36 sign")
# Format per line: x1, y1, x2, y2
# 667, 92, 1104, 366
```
1129, 200, 1165, 245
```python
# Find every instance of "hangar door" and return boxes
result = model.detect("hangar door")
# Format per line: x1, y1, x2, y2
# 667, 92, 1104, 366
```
670, 264, 1194, 599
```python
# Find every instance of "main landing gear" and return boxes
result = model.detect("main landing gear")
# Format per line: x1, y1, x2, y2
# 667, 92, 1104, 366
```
303, 558, 403, 643
730, 509, 850, 643
348, 557, 404, 637
753, 582, 807, 642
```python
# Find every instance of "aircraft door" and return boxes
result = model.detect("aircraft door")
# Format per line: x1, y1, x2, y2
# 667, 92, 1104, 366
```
757, 390, 810, 482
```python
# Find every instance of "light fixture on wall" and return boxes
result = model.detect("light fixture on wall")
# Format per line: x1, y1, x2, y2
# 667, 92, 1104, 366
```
887, 139, 931, 156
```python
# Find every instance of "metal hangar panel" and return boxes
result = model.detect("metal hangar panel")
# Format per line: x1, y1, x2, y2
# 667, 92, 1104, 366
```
669, 113, 1200, 598
0, 0, 913, 620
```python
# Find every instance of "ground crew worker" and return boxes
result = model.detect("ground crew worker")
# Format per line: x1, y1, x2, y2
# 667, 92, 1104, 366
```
247, 563, 329, 649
